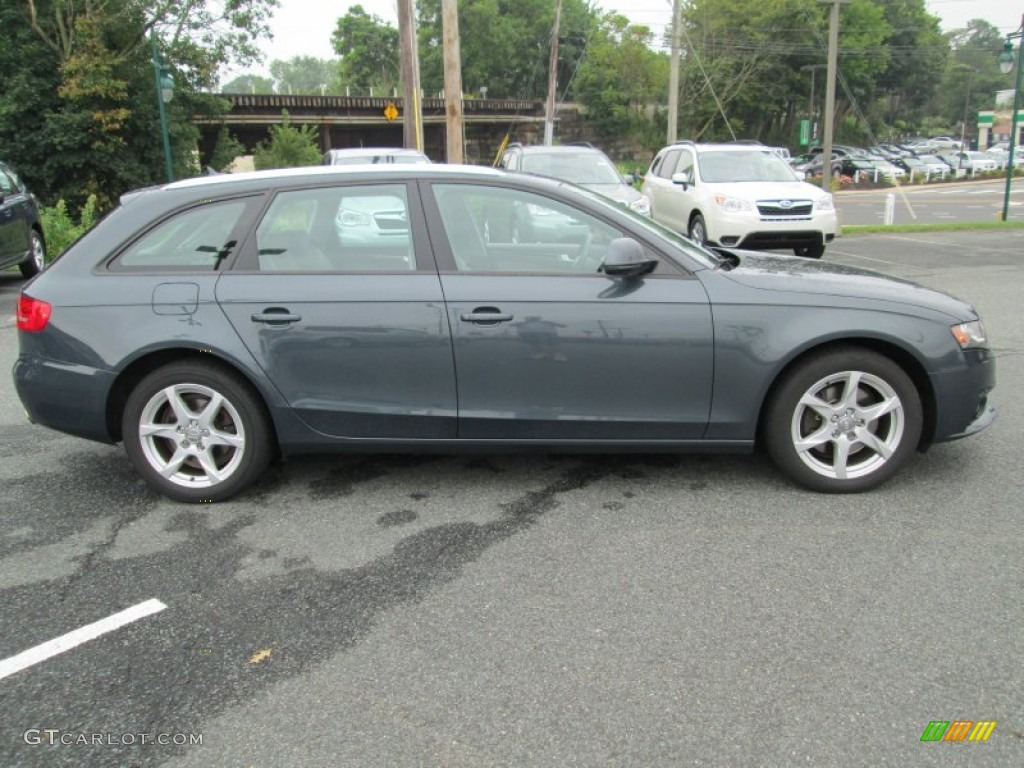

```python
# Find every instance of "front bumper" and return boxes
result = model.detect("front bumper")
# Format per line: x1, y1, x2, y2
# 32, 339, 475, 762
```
930, 348, 997, 444
709, 209, 838, 250
13, 355, 117, 444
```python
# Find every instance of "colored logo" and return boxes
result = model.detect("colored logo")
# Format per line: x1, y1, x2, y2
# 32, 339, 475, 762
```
920, 720, 996, 742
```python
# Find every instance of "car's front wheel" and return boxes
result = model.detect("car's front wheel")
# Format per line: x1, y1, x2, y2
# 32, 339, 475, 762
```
19, 230, 46, 278
688, 213, 708, 246
763, 348, 922, 492
122, 361, 273, 503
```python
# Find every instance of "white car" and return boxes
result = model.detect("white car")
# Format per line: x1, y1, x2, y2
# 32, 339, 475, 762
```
945, 151, 999, 173
642, 142, 838, 259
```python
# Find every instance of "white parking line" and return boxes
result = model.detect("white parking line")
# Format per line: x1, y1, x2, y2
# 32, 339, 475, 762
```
0, 599, 167, 681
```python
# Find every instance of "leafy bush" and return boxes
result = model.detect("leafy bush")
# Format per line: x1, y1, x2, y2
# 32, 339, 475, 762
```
39, 195, 98, 260
253, 110, 321, 170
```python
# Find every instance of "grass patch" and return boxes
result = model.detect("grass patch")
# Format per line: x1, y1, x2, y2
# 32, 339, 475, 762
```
841, 220, 1024, 236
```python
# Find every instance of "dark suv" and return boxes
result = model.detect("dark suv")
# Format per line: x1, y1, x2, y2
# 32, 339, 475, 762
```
497, 143, 650, 216
0, 161, 46, 277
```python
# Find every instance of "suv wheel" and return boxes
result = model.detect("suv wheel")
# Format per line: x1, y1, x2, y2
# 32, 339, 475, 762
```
688, 214, 708, 246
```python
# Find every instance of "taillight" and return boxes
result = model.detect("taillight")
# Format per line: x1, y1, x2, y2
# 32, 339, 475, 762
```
16, 294, 52, 332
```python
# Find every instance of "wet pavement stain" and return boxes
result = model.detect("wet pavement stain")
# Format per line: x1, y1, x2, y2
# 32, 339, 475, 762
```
0, 459, 606, 767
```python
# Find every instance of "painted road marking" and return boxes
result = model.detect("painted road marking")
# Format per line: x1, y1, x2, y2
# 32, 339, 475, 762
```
0, 599, 167, 681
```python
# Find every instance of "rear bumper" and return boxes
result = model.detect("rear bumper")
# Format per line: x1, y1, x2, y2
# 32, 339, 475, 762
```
13, 355, 117, 444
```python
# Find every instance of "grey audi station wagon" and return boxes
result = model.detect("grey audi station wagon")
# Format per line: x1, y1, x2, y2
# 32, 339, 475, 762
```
13, 164, 995, 502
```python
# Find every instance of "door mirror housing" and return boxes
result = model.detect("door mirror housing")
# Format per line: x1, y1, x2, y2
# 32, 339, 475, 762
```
671, 171, 690, 190
600, 238, 658, 278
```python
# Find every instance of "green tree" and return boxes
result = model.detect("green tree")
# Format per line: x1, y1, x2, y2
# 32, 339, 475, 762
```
930, 20, 1015, 142
270, 56, 341, 94
253, 111, 322, 169
332, 5, 400, 93
222, 73, 276, 93
573, 14, 668, 142
3, 0, 277, 211
675, 0, 893, 145
415, 0, 595, 100
207, 126, 246, 171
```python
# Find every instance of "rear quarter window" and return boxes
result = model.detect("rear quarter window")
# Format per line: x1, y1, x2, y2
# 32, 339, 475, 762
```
110, 199, 249, 272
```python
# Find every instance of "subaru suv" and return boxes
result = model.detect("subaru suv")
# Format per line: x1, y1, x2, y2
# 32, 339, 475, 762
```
643, 142, 837, 258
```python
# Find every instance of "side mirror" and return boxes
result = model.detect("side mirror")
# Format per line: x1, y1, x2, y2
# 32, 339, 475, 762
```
600, 237, 658, 279
671, 171, 690, 190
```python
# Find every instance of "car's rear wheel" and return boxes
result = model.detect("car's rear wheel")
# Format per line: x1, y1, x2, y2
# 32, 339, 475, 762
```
763, 348, 922, 492
794, 242, 825, 259
122, 361, 272, 503
19, 230, 46, 278
688, 214, 708, 246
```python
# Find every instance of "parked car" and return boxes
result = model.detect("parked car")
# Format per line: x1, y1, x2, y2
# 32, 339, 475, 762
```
865, 157, 907, 182
895, 155, 950, 179
0, 160, 47, 278
642, 141, 837, 258
323, 147, 431, 165
497, 142, 650, 216
792, 152, 841, 179
941, 151, 999, 173
929, 136, 962, 150
13, 164, 995, 501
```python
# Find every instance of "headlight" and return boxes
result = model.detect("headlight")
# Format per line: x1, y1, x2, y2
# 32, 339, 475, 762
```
628, 195, 651, 216
814, 195, 835, 211
338, 209, 372, 227
951, 320, 988, 349
713, 194, 753, 213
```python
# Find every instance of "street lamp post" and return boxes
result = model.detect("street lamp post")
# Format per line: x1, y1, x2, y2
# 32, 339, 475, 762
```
998, 15, 1023, 222
150, 30, 175, 182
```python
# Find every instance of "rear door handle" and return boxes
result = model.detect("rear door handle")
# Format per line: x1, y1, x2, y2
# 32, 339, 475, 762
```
460, 307, 513, 324
252, 308, 302, 325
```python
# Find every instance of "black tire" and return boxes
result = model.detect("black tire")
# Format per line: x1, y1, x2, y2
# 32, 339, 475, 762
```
19, 230, 46, 278
763, 348, 922, 493
794, 242, 826, 259
688, 213, 708, 246
122, 361, 273, 503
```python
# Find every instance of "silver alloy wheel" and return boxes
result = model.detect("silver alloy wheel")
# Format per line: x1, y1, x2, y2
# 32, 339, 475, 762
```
137, 383, 246, 489
30, 233, 45, 271
790, 370, 905, 481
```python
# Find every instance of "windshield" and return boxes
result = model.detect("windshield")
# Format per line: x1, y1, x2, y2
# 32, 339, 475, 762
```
521, 151, 624, 185
696, 149, 800, 183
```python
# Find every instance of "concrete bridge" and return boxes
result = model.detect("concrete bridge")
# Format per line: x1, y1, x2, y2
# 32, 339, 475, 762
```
196, 93, 553, 165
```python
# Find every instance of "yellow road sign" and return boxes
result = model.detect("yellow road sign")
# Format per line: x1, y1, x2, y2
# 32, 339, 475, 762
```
384, 102, 399, 122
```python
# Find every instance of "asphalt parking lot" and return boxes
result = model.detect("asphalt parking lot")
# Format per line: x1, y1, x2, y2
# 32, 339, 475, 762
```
1, 230, 1021, 766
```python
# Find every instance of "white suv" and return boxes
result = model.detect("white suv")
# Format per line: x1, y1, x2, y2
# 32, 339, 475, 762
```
642, 142, 838, 258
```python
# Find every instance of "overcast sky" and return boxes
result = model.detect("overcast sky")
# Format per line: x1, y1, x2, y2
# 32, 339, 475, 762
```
228, 0, 1022, 80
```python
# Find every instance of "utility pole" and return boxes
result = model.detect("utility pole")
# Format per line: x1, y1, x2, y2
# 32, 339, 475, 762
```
818, 0, 851, 193
667, 0, 682, 143
442, 0, 464, 163
543, 0, 562, 146
397, 0, 423, 152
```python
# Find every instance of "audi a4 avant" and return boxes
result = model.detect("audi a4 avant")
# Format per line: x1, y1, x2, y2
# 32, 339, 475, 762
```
13, 165, 995, 502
